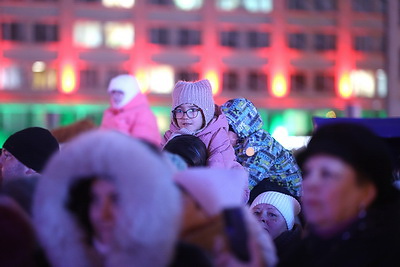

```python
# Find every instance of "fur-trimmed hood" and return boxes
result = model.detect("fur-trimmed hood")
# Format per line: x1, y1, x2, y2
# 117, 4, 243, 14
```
33, 130, 182, 267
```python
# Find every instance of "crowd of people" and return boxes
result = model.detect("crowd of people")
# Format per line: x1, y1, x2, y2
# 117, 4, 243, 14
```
0, 74, 399, 266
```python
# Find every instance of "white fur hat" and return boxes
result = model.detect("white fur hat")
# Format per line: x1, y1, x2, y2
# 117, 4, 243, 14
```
250, 191, 301, 230
172, 80, 215, 126
108, 74, 140, 109
174, 168, 248, 216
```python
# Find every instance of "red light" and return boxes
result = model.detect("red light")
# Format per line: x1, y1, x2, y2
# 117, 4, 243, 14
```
204, 70, 220, 95
61, 64, 76, 94
272, 74, 288, 98
339, 73, 352, 99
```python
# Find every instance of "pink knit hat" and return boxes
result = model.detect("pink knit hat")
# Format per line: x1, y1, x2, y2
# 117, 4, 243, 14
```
173, 168, 248, 216
172, 80, 216, 125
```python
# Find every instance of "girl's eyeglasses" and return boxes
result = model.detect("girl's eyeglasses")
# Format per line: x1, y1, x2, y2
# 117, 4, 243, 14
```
172, 108, 201, 119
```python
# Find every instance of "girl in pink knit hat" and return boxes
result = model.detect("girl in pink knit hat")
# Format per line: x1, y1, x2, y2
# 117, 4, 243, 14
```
162, 79, 242, 169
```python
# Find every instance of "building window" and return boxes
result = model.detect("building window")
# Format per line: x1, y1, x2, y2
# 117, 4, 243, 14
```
217, 0, 273, 13
150, 28, 170, 45
104, 22, 134, 49
0, 65, 24, 90
287, 0, 309, 10
31, 62, 57, 91
313, 0, 337, 11
247, 31, 270, 48
176, 71, 199, 82
220, 30, 239, 48
288, 33, 307, 50
105, 69, 129, 87
1, 22, 26, 42
178, 29, 201, 46
174, 0, 203, 10
223, 71, 239, 92
354, 36, 384, 52
352, 0, 385, 13
247, 71, 267, 92
148, 0, 173, 6
80, 69, 99, 90
33, 23, 58, 43
243, 0, 273, 13
314, 33, 336, 51
74, 21, 102, 48
314, 73, 335, 93
290, 73, 306, 93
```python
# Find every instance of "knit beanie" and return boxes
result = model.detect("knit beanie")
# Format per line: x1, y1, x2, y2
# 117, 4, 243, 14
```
303, 122, 396, 204
107, 74, 140, 109
250, 191, 301, 230
174, 168, 248, 216
172, 80, 215, 126
3, 127, 59, 173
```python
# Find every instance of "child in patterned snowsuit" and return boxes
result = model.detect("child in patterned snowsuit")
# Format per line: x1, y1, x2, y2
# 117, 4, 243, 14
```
221, 98, 302, 197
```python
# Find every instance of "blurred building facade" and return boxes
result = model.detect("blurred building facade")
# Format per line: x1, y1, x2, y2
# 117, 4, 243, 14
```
0, 0, 398, 143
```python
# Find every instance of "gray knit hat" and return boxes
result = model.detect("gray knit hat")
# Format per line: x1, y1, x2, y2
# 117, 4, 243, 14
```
172, 80, 215, 125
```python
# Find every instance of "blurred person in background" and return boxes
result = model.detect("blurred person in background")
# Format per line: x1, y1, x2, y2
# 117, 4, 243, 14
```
100, 74, 161, 147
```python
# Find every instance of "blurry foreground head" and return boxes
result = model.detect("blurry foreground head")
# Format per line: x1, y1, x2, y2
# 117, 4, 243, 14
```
300, 123, 397, 234
1, 127, 59, 179
34, 130, 182, 267
163, 134, 208, 167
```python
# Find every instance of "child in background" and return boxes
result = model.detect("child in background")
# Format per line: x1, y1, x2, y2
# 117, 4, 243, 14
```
100, 74, 161, 147
221, 98, 302, 197
162, 79, 241, 169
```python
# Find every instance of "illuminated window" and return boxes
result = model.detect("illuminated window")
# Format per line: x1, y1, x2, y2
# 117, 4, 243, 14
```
217, 0, 273, 12
74, 21, 102, 48
33, 23, 58, 43
313, 0, 336, 11
216, 0, 240, 11
247, 31, 270, 48
178, 29, 201, 46
176, 70, 199, 82
354, 36, 384, 52
247, 71, 267, 93
174, 0, 202, 10
31, 62, 57, 91
314, 73, 334, 94
148, 66, 175, 94
220, 30, 239, 48
80, 69, 99, 90
314, 33, 336, 51
1, 22, 25, 42
243, 0, 273, 13
287, 0, 309, 10
288, 33, 307, 50
150, 28, 170, 45
290, 73, 307, 93
0, 65, 24, 90
350, 70, 375, 98
102, 0, 135, 8
223, 71, 239, 92
104, 22, 134, 49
